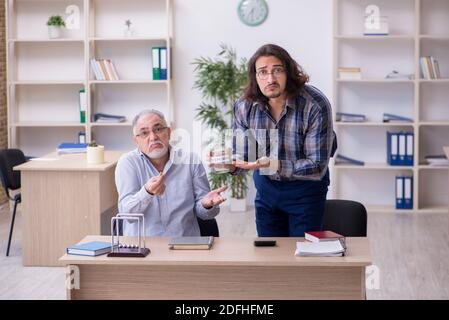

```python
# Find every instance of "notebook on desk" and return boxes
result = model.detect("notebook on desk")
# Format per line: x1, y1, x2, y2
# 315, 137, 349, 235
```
168, 236, 214, 250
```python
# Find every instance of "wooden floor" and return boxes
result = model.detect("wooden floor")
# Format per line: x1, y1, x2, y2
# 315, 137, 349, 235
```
1, 202, 449, 299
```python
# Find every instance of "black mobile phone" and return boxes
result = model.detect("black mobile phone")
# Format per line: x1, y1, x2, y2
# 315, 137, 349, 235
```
254, 240, 276, 247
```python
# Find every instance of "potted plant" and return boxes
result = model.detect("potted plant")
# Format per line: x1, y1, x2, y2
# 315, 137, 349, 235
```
86, 141, 105, 164
192, 44, 249, 212
47, 15, 66, 39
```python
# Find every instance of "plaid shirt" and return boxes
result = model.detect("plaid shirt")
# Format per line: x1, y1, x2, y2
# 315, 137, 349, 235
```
232, 84, 337, 181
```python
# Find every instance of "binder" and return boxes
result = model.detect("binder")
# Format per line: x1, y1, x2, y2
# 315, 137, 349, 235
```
398, 132, 406, 165
405, 132, 414, 166
79, 89, 86, 123
160, 47, 167, 80
78, 132, 86, 144
395, 176, 404, 209
387, 132, 399, 165
152, 47, 160, 80
403, 176, 413, 209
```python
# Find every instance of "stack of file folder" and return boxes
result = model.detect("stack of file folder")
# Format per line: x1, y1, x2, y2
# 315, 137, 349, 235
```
334, 154, 364, 166
93, 113, 126, 123
336, 112, 366, 122
387, 131, 414, 166
295, 240, 346, 257
382, 113, 413, 123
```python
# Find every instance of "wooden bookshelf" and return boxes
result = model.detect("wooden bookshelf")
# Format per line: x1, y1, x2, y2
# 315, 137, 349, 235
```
333, 0, 449, 213
6, 0, 173, 156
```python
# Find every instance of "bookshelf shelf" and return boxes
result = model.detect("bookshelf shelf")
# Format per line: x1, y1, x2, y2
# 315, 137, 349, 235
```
90, 122, 133, 127
333, 0, 449, 213
334, 164, 414, 171
6, 0, 173, 156
336, 79, 415, 83
335, 122, 414, 127
11, 122, 86, 128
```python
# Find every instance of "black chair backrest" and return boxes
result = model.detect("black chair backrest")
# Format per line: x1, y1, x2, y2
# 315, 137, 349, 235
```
0, 149, 27, 191
322, 199, 367, 237
197, 217, 219, 237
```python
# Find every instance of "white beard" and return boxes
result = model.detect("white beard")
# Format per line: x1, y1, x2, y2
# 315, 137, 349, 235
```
147, 145, 168, 159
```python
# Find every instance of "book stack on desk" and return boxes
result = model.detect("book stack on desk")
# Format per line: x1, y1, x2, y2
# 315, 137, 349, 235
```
168, 236, 214, 250
57, 142, 88, 155
295, 240, 346, 257
305, 230, 346, 249
67, 241, 113, 257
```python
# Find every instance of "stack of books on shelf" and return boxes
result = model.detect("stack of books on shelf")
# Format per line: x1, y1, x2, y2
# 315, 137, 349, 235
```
334, 154, 364, 166
420, 56, 441, 80
382, 113, 413, 123
396, 175, 413, 210
387, 131, 414, 166
57, 142, 88, 155
338, 67, 362, 80
90, 58, 119, 81
425, 155, 449, 166
152, 47, 167, 80
336, 112, 366, 122
93, 113, 126, 123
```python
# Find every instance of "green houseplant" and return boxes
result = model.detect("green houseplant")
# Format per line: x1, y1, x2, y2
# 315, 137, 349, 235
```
47, 15, 66, 39
192, 44, 249, 211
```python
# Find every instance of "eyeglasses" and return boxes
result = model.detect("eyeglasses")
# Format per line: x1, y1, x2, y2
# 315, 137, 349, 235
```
135, 126, 168, 138
256, 67, 285, 80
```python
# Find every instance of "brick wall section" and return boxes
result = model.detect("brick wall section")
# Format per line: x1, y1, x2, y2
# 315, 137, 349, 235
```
0, 2, 7, 204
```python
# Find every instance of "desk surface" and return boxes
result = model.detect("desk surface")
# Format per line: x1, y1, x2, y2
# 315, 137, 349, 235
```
14, 151, 124, 172
60, 235, 372, 267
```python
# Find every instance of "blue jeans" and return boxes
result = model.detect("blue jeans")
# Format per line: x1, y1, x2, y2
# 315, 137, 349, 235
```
253, 170, 329, 237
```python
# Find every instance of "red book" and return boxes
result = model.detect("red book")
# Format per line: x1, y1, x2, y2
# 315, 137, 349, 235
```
305, 231, 346, 248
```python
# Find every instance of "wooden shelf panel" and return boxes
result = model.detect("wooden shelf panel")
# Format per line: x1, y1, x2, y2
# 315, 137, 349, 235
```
335, 122, 414, 127
334, 164, 414, 170
10, 122, 86, 128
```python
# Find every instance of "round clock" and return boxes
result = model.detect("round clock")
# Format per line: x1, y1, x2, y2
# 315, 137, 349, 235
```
237, 0, 269, 27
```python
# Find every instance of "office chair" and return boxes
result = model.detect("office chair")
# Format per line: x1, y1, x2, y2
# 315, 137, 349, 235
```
0, 149, 27, 256
197, 217, 219, 237
322, 199, 367, 237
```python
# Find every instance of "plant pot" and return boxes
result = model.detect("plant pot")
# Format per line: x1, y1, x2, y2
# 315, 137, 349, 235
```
230, 197, 246, 212
48, 26, 62, 39
86, 145, 105, 164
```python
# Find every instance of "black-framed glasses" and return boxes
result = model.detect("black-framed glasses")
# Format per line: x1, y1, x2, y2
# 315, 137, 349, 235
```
256, 66, 285, 80
135, 126, 168, 138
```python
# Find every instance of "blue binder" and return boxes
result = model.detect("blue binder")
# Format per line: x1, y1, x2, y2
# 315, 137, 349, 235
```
403, 176, 413, 209
387, 132, 399, 165
160, 47, 167, 80
395, 176, 404, 209
405, 132, 414, 166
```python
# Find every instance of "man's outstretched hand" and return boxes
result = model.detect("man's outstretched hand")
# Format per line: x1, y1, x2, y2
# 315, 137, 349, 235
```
201, 186, 228, 209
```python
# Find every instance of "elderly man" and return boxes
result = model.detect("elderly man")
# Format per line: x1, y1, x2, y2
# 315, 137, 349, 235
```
115, 109, 227, 236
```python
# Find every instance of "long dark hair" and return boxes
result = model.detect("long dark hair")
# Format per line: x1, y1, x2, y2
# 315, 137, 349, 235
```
242, 44, 309, 104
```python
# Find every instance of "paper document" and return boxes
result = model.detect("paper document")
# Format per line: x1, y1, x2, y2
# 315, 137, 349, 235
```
295, 240, 345, 257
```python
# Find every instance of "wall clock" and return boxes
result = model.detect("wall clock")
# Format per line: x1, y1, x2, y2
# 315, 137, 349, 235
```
237, 0, 269, 27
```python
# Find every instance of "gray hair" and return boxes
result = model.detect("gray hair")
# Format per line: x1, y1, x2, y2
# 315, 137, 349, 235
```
132, 109, 167, 135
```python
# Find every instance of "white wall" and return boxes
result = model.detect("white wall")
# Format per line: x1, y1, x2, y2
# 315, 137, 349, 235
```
172, 0, 334, 204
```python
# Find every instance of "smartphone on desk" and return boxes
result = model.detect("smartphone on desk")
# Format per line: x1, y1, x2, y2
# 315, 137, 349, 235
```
254, 240, 277, 247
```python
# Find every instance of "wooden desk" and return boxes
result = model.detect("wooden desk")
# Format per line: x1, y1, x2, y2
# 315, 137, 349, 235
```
14, 151, 123, 267
60, 235, 372, 300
